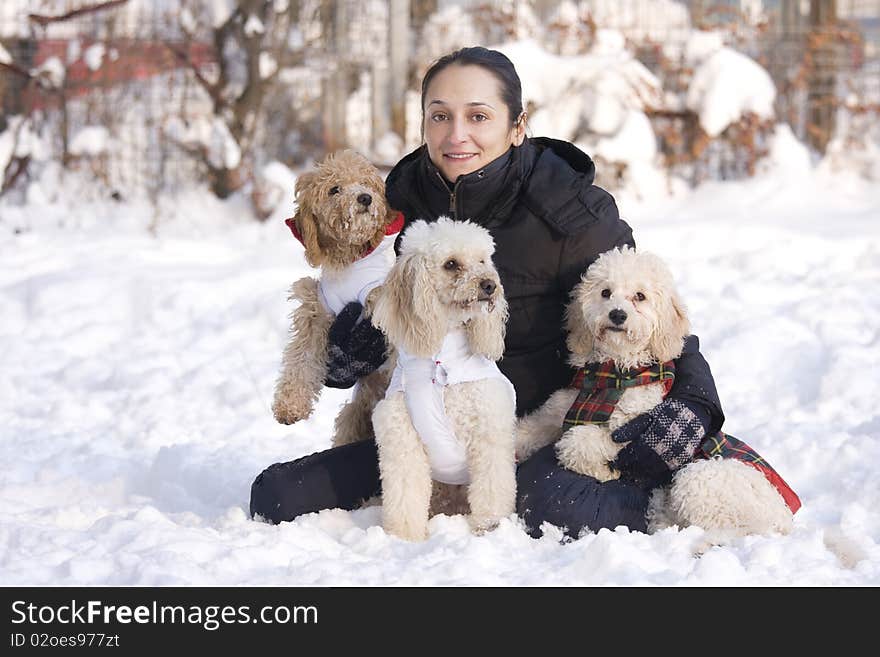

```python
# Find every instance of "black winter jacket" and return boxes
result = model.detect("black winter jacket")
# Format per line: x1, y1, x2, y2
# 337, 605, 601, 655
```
385, 137, 723, 431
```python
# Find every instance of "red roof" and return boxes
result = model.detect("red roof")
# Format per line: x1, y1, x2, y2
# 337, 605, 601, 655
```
26, 38, 215, 108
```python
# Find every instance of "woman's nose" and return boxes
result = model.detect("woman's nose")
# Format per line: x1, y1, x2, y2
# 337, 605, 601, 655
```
447, 117, 468, 143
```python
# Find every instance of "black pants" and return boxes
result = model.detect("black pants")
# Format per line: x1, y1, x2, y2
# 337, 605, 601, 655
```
250, 441, 650, 538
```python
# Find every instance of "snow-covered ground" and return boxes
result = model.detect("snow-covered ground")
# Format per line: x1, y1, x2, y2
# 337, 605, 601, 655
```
1, 129, 879, 586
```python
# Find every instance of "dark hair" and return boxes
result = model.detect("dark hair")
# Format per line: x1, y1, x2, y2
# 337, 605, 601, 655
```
420, 47, 524, 128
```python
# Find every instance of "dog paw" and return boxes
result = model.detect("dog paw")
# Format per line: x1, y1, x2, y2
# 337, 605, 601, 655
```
555, 428, 621, 482
271, 396, 313, 424
384, 522, 428, 542
558, 452, 619, 481
467, 514, 500, 535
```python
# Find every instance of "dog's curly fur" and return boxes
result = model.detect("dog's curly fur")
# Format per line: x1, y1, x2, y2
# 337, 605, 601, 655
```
272, 150, 396, 446
515, 246, 793, 538
370, 218, 517, 541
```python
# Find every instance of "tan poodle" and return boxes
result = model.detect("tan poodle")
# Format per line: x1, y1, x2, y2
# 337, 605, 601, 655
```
370, 218, 517, 541
516, 247, 799, 538
272, 150, 401, 446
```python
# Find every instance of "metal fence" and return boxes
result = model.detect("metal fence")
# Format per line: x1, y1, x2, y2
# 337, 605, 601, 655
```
2, 0, 879, 202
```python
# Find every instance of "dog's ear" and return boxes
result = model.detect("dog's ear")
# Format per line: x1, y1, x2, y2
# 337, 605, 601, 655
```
465, 285, 508, 361
371, 251, 446, 357
649, 287, 691, 363
293, 171, 324, 267
564, 281, 594, 365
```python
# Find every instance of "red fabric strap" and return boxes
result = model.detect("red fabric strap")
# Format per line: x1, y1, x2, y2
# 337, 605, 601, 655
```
284, 211, 405, 257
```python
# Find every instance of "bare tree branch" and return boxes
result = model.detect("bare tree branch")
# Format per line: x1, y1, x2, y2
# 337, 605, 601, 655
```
1, 118, 32, 197
28, 0, 129, 27
0, 61, 34, 81
163, 42, 225, 111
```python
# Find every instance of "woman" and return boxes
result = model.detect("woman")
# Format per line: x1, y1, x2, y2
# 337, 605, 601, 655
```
250, 47, 724, 537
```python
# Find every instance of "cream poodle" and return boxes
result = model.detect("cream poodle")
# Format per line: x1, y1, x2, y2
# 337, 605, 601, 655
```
272, 149, 401, 446
516, 246, 798, 538
370, 217, 517, 541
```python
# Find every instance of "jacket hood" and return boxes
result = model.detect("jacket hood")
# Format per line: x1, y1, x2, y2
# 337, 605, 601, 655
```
385, 137, 599, 236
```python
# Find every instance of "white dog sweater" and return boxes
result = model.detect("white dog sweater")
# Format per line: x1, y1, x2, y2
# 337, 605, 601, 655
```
318, 232, 397, 315
386, 329, 516, 485
285, 213, 404, 315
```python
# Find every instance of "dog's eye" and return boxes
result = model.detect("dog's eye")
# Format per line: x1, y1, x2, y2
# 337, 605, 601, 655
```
443, 259, 459, 271
635, 292, 646, 301
601, 289, 611, 298
328, 186, 340, 196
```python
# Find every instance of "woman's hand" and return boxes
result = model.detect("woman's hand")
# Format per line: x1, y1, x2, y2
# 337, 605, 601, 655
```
611, 398, 706, 488
325, 302, 388, 389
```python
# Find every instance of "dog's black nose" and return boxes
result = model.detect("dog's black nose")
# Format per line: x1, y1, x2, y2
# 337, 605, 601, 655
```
609, 309, 627, 325
357, 193, 372, 207
479, 279, 496, 298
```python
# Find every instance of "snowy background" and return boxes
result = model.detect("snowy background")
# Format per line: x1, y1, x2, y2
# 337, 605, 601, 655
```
2, 124, 878, 586
2, 4, 880, 585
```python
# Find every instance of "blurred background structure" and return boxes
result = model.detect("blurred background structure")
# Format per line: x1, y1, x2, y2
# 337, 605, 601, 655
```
1, 0, 878, 214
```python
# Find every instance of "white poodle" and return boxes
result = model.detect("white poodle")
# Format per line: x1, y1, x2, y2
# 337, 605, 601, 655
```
370, 217, 517, 542
516, 246, 798, 538
271, 150, 401, 446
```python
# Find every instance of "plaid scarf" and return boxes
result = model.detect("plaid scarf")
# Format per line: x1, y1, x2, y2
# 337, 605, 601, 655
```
562, 359, 802, 515
696, 432, 802, 514
564, 360, 676, 428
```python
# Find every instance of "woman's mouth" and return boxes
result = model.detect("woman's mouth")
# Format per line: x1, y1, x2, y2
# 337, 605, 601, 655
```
444, 153, 477, 162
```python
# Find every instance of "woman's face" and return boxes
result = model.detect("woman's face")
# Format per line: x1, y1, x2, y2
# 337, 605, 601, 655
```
423, 64, 525, 182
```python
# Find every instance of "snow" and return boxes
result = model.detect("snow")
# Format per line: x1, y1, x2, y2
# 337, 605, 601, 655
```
686, 47, 777, 137
164, 116, 242, 171
593, 110, 657, 163
259, 52, 278, 80
0, 42, 11, 65
254, 161, 298, 218
66, 40, 81, 66
180, 7, 198, 35
0, 0, 32, 38
244, 14, 265, 37
0, 117, 47, 175
32, 56, 66, 88
373, 132, 405, 166
584, 0, 691, 42
553, 0, 580, 25
1, 2, 879, 588
1, 126, 879, 586
492, 38, 667, 198
84, 43, 106, 72
415, 5, 481, 68
684, 30, 725, 63
69, 126, 111, 158
207, 0, 237, 29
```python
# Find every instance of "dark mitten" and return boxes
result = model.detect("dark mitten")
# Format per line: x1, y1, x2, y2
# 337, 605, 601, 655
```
611, 398, 707, 488
324, 301, 388, 389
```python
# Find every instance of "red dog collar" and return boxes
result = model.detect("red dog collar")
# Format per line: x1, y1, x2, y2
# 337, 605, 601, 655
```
285, 212, 405, 257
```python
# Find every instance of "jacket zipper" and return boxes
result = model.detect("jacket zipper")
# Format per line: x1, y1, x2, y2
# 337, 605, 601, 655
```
435, 170, 459, 218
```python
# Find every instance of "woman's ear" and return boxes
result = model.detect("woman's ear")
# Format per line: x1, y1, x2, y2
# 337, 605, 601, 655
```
511, 112, 527, 146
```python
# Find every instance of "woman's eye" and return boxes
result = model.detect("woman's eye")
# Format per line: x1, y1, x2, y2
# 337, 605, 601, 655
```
444, 259, 459, 271
472, 113, 488, 122
601, 289, 611, 298
635, 292, 646, 301
329, 186, 340, 196
431, 114, 447, 122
